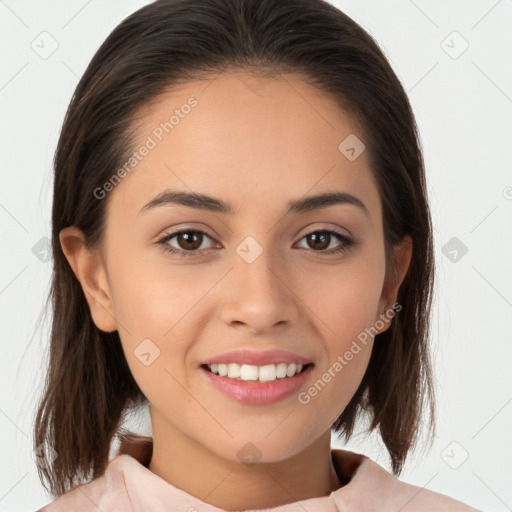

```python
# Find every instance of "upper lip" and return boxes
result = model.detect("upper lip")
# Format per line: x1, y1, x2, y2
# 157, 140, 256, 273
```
201, 349, 313, 367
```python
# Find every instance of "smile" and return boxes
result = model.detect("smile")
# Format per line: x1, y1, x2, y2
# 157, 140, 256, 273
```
204, 362, 307, 382
200, 363, 314, 405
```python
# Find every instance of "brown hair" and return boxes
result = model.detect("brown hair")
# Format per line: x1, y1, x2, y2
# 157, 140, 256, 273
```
34, 0, 435, 497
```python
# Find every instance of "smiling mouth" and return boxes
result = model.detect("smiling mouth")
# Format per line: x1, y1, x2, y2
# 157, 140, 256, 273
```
201, 362, 313, 383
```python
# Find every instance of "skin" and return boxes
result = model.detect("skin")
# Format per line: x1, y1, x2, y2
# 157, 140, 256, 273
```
60, 70, 412, 510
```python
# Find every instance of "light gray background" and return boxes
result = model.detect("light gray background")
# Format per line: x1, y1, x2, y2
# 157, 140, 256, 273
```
1, 1, 511, 511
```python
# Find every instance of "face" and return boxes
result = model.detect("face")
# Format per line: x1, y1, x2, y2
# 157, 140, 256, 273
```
62, 70, 410, 464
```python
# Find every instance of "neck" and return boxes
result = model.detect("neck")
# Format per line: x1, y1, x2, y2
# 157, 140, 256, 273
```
147, 409, 342, 511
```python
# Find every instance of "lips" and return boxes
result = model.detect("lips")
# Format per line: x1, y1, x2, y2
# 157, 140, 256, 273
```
200, 362, 314, 405
199, 348, 315, 405
201, 348, 313, 367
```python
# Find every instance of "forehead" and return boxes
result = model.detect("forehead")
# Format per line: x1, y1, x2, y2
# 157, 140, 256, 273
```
107, 70, 381, 222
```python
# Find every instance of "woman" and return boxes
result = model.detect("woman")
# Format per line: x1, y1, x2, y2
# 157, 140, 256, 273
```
33, 0, 479, 510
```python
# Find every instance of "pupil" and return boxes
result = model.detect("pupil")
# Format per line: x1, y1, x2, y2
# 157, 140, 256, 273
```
180, 231, 201, 250
310, 232, 329, 250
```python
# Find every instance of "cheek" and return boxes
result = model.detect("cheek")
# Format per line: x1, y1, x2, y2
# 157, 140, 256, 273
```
108, 247, 205, 337
107, 254, 216, 386
294, 250, 384, 406
299, 250, 386, 336
299, 284, 378, 422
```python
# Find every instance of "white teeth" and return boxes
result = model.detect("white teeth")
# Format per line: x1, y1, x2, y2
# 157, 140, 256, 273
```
240, 364, 259, 381
206, 362, 306, 382
258, 364, 276, 382
227, 363, 241, 378
286, 363, 297, 377
275, 363, 288, 378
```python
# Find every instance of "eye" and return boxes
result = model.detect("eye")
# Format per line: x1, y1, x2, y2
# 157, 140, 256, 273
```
156, 228, 355, 258
157, 229, 218, 257
295, 229, 355, 255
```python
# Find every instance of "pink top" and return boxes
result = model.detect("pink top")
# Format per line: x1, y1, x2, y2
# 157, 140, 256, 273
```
38, 436, 480, 511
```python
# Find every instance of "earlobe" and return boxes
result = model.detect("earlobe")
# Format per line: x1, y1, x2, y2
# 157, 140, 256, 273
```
376, 235, 413, 334
59, 226, 118, 333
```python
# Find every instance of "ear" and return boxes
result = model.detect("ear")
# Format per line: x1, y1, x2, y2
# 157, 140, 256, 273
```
59, 226, 117, 333
375, 235, 413, 334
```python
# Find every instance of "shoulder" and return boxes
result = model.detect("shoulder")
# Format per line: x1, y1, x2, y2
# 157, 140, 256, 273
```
36, 454, 135, 512
37, 435, 154, 512
331, 449, 481, 512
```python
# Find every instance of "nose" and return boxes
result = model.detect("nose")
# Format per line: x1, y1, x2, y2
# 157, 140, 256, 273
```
219, 247, 301, 334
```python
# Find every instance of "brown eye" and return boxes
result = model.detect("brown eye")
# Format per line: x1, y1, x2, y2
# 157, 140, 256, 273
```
174, 231, 204, 251
158, 229, 217, 256
295, 229, 355, 256
305, 231, 331, 251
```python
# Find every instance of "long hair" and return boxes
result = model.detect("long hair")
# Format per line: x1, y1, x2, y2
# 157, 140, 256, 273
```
34, 0, 436, 497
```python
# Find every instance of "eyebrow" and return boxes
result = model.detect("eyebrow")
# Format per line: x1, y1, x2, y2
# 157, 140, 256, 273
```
138, 189, 370, 217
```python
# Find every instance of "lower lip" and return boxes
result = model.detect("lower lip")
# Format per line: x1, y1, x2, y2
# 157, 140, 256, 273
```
200, 364, 314, 405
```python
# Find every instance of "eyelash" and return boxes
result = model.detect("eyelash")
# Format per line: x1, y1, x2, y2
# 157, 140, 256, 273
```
156, 228, 355, 258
